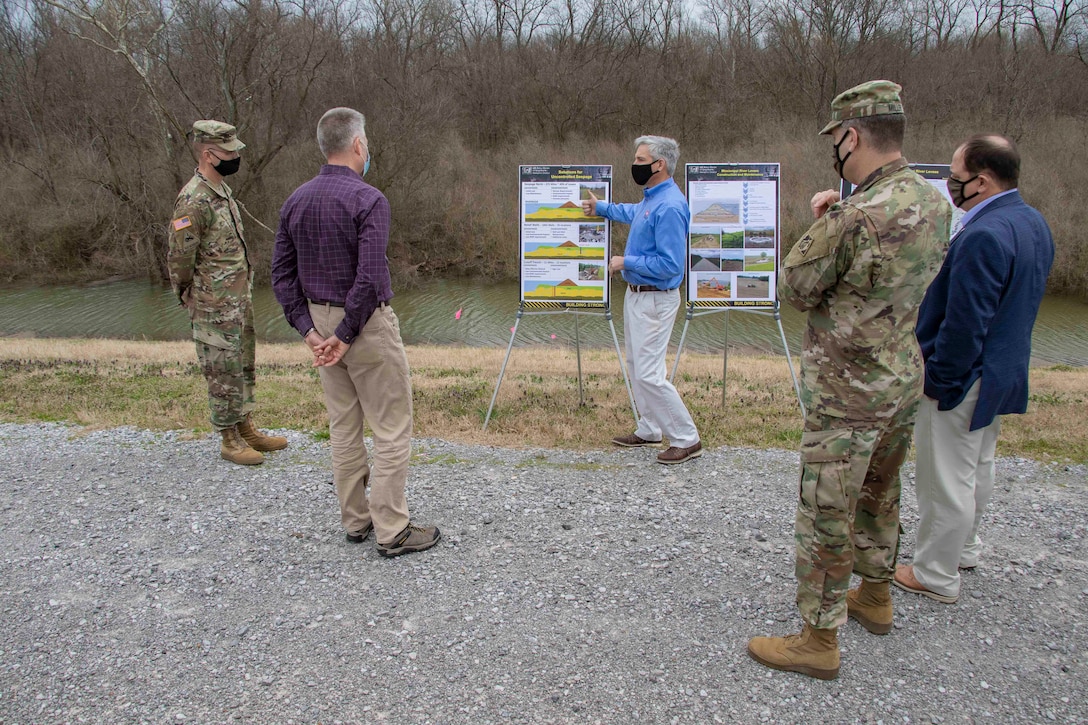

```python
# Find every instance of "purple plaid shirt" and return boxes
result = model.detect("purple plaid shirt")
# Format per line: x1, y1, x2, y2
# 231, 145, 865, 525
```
272, 165, 394, 344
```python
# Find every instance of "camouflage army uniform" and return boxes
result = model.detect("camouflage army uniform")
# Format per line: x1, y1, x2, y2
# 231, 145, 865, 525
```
168, 171, 255, 431
780, 158, 951, 629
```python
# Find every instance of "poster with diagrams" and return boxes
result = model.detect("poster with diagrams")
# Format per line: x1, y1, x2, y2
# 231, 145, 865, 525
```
910, 164, 966, 233
842, 164, 964, 233
686, 163, 780, 308
519, 165, 612, 310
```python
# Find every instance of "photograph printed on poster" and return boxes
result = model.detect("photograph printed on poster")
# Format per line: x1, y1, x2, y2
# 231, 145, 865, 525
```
690, 248, 723, 272
735, 273, 772, 299
689, 225, 722, 249
693, 271, 732, 300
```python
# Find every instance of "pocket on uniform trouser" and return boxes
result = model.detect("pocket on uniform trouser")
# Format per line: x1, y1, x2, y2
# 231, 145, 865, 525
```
192, 324, 241, 351
799, 427, 854, 513
795, 427, 856, 627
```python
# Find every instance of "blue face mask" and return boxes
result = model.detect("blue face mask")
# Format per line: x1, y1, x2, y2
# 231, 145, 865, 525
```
362, 154, 371, 177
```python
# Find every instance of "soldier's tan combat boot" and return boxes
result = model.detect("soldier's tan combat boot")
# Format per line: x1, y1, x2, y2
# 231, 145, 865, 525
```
220, 426, 264, 465
847, 579, 893, 634
747, 624, 840, 680
238, 414, 288, 452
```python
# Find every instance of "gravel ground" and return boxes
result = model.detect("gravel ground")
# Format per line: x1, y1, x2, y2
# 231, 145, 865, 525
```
0, 423, 1085, 725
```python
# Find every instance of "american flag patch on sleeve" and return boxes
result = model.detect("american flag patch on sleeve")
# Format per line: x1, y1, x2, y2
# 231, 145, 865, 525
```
173, 216, 192, 231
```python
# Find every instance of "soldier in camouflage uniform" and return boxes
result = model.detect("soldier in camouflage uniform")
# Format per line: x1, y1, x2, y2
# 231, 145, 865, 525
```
168, 120, 287, 465
747, 82, 952, 680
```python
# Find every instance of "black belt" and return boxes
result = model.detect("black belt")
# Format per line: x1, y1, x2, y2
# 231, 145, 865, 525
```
309, 299, 389, 308
628, 285, 675, 293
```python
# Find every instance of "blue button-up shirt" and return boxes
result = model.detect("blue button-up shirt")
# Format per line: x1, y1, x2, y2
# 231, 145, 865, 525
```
595, 177, 689, 289
956, 188, 1016, 232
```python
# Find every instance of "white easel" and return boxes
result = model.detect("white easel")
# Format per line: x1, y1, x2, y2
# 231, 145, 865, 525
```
669, 301, 806, 418
483, 302, 637, 430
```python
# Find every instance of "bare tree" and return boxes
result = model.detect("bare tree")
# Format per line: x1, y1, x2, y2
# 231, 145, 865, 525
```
1019, 0, 1087, 50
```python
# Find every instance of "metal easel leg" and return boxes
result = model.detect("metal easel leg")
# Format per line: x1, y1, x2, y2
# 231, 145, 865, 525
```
483, 307, 523, 431
669, 304, 695, 384
575, 313, 584, 406
607, 308, 638, 426
775, 306, 805, 419
722, 309, 729, 406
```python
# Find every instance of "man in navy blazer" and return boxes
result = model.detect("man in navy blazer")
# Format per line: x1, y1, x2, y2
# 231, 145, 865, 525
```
895, 134, 1054, 603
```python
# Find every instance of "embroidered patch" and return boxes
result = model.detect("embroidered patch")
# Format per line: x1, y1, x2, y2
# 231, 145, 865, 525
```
173, 216, 192, 231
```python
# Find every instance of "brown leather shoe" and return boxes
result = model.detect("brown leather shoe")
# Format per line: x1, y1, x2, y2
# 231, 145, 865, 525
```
377, 523, 441, 558
611, 433, 662, 448
345, 522, 373, 543
656, 441, 702, 464
893, 564, 958, 604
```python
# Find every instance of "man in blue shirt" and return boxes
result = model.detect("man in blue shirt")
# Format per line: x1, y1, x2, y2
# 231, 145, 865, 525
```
582, 135, 701, 464
895, 134, 1054, 602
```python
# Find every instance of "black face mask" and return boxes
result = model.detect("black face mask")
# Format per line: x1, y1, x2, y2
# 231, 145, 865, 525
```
213, 156, 242, 177
832, 130, 853, 180
946, 174, 980, 208
631, 160, 658, 186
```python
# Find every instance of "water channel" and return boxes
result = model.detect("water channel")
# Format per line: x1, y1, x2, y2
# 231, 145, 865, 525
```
1, 279, 1086, 366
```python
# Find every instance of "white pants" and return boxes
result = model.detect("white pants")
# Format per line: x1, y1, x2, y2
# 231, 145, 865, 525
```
623, 287, 699, 448
912, 379, 1001, 597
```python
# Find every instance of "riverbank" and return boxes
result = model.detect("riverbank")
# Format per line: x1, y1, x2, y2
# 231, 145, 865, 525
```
4, 280, 1088, 366
1, 338, 1086, 462
0, 424, 1084, 723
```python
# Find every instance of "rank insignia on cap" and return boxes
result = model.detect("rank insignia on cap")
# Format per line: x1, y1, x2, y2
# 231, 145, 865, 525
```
173, 216, 192, 231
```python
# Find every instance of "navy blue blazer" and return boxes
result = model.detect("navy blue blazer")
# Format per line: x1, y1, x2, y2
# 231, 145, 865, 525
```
916, 190, 1054, 431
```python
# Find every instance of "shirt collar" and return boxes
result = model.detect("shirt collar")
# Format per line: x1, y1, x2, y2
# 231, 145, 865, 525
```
320, 164, 363, 178
643, 176, 677, 198
195, 169, 229, 199
959, 188, 1017, 228
852, 157, 909, 196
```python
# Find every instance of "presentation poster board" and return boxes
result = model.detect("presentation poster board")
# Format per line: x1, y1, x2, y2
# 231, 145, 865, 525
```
519, 165, 612, 310
685, 163, 780, 308
842, 163, 965, 231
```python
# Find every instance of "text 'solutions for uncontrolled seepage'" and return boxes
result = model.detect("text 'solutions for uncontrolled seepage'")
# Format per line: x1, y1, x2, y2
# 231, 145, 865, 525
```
519, 165, 612, 310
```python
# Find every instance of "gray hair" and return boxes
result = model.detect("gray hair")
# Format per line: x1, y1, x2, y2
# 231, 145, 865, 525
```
635, 135, 680, 175
317, 107, 366, 158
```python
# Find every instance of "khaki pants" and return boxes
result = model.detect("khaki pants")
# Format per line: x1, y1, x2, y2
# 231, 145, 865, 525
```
794, 402, 917, 629
309, 302, 412, 544
623, 287, 699, 448
912, 380, 1000, 598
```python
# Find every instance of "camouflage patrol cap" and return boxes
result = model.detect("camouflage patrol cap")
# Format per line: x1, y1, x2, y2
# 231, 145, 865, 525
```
819, 80, 904, 135
192, 120, 245, 151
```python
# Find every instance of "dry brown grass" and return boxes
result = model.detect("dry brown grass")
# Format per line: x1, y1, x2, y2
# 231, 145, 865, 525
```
1, 339, 1085, 462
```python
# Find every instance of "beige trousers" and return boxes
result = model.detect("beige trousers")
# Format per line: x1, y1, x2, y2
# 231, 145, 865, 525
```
309, 302, 412, 544
623, 287, 699, 448
912, 379, 1001, 598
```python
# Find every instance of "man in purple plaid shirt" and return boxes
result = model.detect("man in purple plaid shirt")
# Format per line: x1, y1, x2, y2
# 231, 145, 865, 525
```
272, 107, 440, 558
